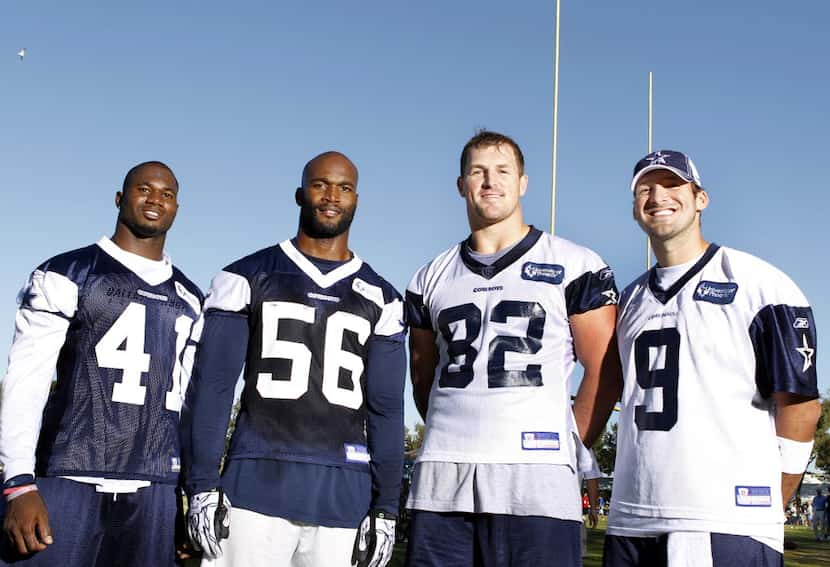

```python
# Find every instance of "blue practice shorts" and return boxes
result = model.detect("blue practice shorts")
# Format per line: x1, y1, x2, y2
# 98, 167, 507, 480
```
0, 477, 177, 567
602, 533, 783, 567
406, 510, 581, 567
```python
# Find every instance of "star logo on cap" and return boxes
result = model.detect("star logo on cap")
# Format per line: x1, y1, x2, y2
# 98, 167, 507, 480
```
648, 151, 668, 165
795, 333, 814, 372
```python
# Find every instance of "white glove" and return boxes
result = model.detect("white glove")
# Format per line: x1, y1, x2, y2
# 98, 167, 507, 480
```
188, 489, 231, 559
352, 510, 396, 567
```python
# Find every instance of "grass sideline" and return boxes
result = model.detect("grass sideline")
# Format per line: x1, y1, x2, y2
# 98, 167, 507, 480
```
185, 519, 830, 566
389, 519, 830, 567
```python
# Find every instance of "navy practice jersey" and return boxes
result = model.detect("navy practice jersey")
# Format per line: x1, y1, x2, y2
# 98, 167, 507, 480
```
181, 239, 405, 501
0, 238, 202, 485
406, 227, 617, 466
609, 244, 818, 544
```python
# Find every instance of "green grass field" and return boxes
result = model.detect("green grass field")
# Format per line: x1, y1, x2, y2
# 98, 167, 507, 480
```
387, 518, 830, 566
183, 518, 830, 565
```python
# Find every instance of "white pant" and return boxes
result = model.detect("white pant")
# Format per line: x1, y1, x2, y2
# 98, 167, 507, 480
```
202, 508, 358, 567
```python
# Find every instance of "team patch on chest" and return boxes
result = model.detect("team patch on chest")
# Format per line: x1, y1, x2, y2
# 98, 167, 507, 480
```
693, 281, 739, 304
521, 263, 564, 285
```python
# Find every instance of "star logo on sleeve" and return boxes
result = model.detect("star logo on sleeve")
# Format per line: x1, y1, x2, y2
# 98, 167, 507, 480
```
601, 290, 618, 305
795, 333, 815, 372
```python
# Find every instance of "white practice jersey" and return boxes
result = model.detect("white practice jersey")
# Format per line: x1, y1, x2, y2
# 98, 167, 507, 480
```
406, 227, 617, 465
609, 244, 818, 540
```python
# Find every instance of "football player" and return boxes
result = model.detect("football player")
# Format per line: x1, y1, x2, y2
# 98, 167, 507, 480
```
404, 131, 622, 566
604, 150, 820, 566
0, 162, 203, 566
180, 151, 405, 567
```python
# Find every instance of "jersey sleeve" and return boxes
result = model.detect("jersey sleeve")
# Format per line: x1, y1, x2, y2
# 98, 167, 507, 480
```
0, 269, 77, 481
374, 294, 405, 338
565, 264, 619, 317
749, 298, 818, 399
405, 264, 432, 330
364, 280, 407, 514
364, 333, 406, 515
180, 269, 251, 495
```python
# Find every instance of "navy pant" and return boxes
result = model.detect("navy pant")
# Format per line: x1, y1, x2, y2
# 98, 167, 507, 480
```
406, 510, 582, 567
602, 533, 783, 567
0, 477, 177, 567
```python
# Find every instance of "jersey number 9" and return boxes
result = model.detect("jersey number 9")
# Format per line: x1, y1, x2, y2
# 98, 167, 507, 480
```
634, 328, 680, 431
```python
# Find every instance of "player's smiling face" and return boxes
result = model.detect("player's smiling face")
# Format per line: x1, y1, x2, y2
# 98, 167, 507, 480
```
458, 144, 528, 228
633, 169, 708, 242
116, 164, 179, 238
298, 154, 358, 238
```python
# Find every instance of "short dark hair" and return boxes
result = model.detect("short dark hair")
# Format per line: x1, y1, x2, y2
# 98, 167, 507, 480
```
122, 161, 177, 192
460, 130, 525, 176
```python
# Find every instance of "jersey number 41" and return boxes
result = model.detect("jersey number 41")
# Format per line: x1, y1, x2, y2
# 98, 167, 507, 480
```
95, 302, 194, 412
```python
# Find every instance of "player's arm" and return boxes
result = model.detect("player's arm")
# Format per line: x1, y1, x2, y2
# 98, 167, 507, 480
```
566, 265, 623, 447
365, 332, 406, 515
179, 270, 249, 559
775, 392, 820, 507
179, 310, 247, 495
178, 310, 243, 559
749, 299, 819, 508
405, 287, 437, 421
352, 297, 405, 567
0, 269, 77, 553
410, 328, 438, 421
570, 304, 623, 447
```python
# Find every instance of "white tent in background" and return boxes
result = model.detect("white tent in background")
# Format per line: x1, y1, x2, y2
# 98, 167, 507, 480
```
17, 48, 26, 61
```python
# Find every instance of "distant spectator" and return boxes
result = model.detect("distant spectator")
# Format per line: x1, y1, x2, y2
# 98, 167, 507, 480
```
812, 488, 827, 540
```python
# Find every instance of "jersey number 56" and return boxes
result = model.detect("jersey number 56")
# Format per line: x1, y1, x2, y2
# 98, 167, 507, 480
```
256, 301, 370, 410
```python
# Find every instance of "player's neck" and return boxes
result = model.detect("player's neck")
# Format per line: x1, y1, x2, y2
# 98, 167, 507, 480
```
110, 226, 166, 261
468, 219, 530, 255
294, 230, 352, 262
652, 231, 709, 268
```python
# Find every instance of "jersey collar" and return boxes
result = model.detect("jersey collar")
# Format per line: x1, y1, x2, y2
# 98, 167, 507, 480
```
96, 236, 173, 286
460, 226, 543, 280
648, 243, 720, 304
279, 239, 363, 289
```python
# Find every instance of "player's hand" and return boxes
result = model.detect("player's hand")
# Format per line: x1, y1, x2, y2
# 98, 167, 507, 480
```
3, 490, 53, 554
351, 510, 395, 567
187, 490, 231, 559
588, 510, 598, 529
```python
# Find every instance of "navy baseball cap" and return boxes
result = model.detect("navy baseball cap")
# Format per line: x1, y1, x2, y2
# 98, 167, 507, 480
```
630, 150, 702, 192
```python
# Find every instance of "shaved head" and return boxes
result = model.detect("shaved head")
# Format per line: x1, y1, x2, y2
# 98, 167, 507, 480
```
301, 152, 358, 188
123, 161, 178, 193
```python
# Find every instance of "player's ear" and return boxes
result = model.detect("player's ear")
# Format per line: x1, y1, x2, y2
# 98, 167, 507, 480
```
295, 187, 304, 207
696, 189, 709, 212
456, 176, 465, 198
115, 191, 122, 208
519, 174, 528, 197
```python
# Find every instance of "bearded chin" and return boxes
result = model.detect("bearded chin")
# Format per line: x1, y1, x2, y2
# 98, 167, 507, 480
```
299, 205, 355, 238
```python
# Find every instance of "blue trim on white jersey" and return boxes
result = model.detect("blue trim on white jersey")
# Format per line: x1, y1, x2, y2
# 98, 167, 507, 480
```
564, 266, 619, 316
649, 244, 720, 304
459, 226, 543, 279
749, 304, 818, 399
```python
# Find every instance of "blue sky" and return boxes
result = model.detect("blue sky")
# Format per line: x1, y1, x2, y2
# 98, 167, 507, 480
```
1, 0, 827, 428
